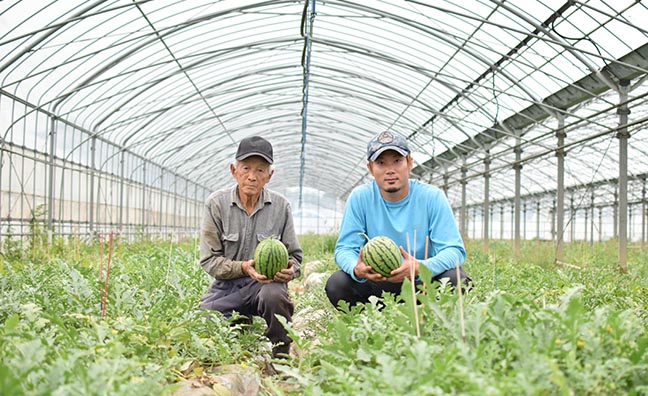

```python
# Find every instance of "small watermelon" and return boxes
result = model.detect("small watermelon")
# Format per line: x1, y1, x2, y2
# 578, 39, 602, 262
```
254, 237, 289, 279
360, 234, 401, 277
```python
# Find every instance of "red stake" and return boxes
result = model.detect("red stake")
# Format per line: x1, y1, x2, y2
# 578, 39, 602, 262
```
101, 231, 114, 318
99, 231, 104, 314
99, 231, 104, 281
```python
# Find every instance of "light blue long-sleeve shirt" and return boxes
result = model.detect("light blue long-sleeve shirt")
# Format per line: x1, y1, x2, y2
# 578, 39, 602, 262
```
334, 179, 466, 282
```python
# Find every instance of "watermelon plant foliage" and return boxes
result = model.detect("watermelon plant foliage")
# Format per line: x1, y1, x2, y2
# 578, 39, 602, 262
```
285, 239, 648, 396
0, 236, 269, 395
1, 235, 647, 395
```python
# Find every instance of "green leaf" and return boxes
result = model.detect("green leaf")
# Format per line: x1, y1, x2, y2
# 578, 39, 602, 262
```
418, 263, 433, 286
399, 278, 419, 336
356, 347, 372, 363
3, 313, 19, 333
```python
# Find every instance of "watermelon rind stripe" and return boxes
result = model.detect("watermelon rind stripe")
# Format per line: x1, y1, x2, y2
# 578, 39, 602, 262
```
373, 246, 394, 275
254, 238, 289, 279
363, 237, 400, 276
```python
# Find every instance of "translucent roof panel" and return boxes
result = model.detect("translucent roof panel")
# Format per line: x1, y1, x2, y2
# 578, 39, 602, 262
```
1, 0, 647, 208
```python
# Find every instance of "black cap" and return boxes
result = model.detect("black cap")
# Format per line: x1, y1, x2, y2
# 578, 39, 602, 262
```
235, 136, 273, 164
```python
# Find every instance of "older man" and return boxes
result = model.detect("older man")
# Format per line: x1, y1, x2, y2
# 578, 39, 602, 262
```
199, 136, 302, 358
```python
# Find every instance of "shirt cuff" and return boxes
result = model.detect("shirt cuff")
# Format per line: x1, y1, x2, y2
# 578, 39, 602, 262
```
349, 269, 367, 283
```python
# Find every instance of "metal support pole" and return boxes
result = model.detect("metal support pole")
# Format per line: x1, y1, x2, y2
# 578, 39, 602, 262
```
617, 80, 630, 271
570, 195, 575, 242
555, 116, 566, 261
590, 191, 595, 247
483, 152, 491, 251
472, 207, 476, 239
551, 199, 557, 241
499, 205, 504, 240
183, 179, 189, 237
298, 0, 316, 221
642, 178, 646, 248
89, 136, 97, 233
598, 207, 603, 242
141, 163, 147, 234
613, 188, 618, 238
194, 184, 199, 232
629, 206, 633, 243
536, 201, 541, 240
173, 174, 178, 235
47, 116, 57, 242
460, 164, 467, 238
513, 138, 522, 255
159, 170, 165, 236
510, 204, 514, 242
490, 206, 494, 241
584, 200, 588, 243
119, 150, 125, 233
522, 202, 527, 240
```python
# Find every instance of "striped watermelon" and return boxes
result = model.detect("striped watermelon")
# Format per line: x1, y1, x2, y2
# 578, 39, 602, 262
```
360, 234, 401, 277
254, 237, 289, 279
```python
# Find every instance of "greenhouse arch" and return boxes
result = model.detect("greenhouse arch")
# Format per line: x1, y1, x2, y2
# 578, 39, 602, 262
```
2, 0, 648, 269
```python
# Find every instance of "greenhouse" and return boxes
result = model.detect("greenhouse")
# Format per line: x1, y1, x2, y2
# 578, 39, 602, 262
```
1, 1, 647, 395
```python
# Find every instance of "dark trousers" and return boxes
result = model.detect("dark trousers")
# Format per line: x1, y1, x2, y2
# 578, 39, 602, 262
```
325, 267, 472, 309
200, 277, 293, 346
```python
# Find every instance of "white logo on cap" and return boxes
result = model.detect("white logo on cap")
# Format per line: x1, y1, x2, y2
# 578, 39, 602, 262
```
377, 131, 394, 144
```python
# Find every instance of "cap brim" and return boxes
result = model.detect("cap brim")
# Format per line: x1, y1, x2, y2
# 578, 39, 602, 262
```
236, 152, 273, 164
368, 146, 409, 161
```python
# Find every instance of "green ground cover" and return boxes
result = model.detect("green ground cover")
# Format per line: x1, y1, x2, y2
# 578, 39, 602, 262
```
1, 232, 647, 395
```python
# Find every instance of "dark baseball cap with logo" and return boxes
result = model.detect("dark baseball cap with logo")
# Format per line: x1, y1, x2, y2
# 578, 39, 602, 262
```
367, 131, 411, 161
235, 136, 273, 164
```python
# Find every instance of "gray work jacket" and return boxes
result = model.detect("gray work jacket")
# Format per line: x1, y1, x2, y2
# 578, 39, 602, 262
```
200, 185, 303, 280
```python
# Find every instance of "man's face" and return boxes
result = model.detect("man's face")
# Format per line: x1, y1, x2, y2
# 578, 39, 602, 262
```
367, 150, 412, 201
231, 156, 273, 199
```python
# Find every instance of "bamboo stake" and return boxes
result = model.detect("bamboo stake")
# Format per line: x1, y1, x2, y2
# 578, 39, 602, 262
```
101, 231, 114, 318
406, 232, 421, 339
423, 236, 429, 291
455, 260, 466, 343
